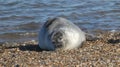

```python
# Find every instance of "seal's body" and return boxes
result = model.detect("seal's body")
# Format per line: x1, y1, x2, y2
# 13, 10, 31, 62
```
39, 17, 86, 50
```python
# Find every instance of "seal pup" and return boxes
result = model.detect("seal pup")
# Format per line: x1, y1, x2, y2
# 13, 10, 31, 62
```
38, 17, 86, 50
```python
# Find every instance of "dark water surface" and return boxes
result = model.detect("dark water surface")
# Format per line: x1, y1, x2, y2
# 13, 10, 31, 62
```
0, 0, 120, 42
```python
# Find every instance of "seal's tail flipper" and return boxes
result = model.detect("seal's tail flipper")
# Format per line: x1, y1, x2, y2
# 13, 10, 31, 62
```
85, 33, 101, 41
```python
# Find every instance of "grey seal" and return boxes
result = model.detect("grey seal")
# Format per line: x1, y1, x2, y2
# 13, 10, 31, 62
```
38, 17, 86, 50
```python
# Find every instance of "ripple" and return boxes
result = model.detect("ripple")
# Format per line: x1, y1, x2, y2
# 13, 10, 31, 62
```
16, 22, 40, 31
0, 32, 38, 42
0, 0, 120, 42
1, 15, 30, 20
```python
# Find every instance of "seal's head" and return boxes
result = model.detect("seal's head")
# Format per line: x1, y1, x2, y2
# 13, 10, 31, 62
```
51, 30, 65, 48
39, 17, 86, 50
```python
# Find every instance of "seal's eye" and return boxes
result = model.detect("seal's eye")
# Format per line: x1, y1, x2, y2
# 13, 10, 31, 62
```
51, 31, 63, 48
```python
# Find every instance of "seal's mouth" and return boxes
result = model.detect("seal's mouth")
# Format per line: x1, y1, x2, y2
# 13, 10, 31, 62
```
51, 31, 65, 48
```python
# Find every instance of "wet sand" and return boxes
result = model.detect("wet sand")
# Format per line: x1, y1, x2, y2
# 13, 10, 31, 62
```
0, 31, 120, 67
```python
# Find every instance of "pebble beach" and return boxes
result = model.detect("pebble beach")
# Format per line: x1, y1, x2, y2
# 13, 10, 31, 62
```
0, 0, 120, 67
0, 31, 120, 67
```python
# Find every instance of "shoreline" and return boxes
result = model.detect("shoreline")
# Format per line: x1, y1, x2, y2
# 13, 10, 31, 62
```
0, 31, 120, 67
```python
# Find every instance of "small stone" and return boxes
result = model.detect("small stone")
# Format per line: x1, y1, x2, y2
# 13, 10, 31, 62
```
22, 43, 26, 46
0, 46, 5, 53
16, 48, 20, 52
116, 48, 120, 52
32, 57, 34, 60
14, 64, 20, 67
